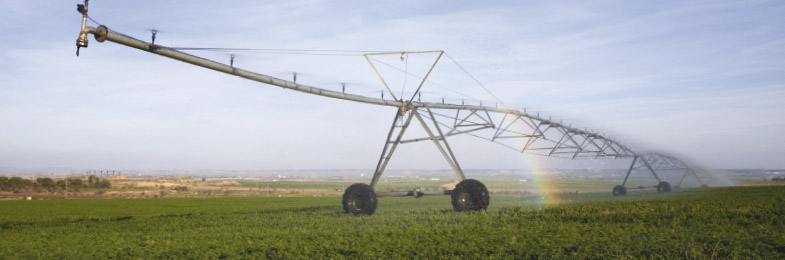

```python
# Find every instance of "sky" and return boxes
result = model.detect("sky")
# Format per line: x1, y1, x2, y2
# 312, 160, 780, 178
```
0, 0, 783, 171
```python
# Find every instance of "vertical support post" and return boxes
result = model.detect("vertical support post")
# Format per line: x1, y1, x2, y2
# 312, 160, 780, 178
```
370, 111, 414, 188
75, 0, 89, 56
622, 156, 638, 186
412, 109, 466, 181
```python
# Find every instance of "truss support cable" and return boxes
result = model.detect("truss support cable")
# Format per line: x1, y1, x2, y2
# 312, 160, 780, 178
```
86, 26, 411, 108
78, 26, 641, 166
366, 57, 479, 103
404, 51, 444, 109
445, 53, 507, 109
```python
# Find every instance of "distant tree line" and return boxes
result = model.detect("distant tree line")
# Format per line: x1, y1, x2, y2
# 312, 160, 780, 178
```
0, 175, 111, 193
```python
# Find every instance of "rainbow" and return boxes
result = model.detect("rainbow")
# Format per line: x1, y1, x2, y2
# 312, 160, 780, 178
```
514, 145, 570, 206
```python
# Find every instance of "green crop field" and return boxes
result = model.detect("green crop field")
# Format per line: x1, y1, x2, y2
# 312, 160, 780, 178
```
1, 185, 783, 259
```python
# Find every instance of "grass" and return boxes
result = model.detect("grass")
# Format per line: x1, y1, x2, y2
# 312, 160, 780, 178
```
0, 185, 783, 259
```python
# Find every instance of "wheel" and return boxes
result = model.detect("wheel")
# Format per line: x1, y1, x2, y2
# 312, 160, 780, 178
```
612, 185, 627, 196
342, 183, 377, 215
657, 181, 672, 193
413, 187, 424, 198
451, 179, 489, 212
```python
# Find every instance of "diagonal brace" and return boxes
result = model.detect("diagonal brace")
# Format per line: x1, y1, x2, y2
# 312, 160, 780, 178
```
413, 109, 466, 181
370, 110, 415, 188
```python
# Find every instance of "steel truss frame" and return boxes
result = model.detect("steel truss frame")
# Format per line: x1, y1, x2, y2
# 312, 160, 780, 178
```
620, 153, 707, 188
369, 108, 467, 189
73, 8, 708, 195
369, 106, 706, 190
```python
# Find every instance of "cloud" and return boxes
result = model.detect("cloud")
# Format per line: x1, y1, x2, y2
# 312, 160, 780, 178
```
1, 0, 784, 170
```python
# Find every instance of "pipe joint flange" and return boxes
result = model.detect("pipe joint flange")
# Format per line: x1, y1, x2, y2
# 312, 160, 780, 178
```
94, 25, 108, 42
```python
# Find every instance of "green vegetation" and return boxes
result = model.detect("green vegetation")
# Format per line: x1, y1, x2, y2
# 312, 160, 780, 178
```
0, 175, 110, 193
1, 185, 783, 259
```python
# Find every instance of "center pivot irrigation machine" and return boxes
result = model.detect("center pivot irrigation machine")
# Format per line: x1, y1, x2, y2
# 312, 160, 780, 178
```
74, 1, 709, 215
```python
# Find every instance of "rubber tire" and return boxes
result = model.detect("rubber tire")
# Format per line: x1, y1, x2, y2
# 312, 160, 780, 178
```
657, 181, 672, 193
413, 187, 424, 199
612, 185, 627, 196
451, 179, 489, 212
342, 183, 377, 215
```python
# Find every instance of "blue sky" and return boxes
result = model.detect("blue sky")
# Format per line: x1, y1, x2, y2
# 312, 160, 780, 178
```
0, 0, 783, 170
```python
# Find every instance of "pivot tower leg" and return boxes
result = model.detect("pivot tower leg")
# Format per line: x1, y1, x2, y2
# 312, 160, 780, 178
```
622, 156, 638, 186
413, 109, 466, 181
370, 111, 415, 188
677, 169, 689, 187
640, 156, 662, 182
692, 169, 705, 186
